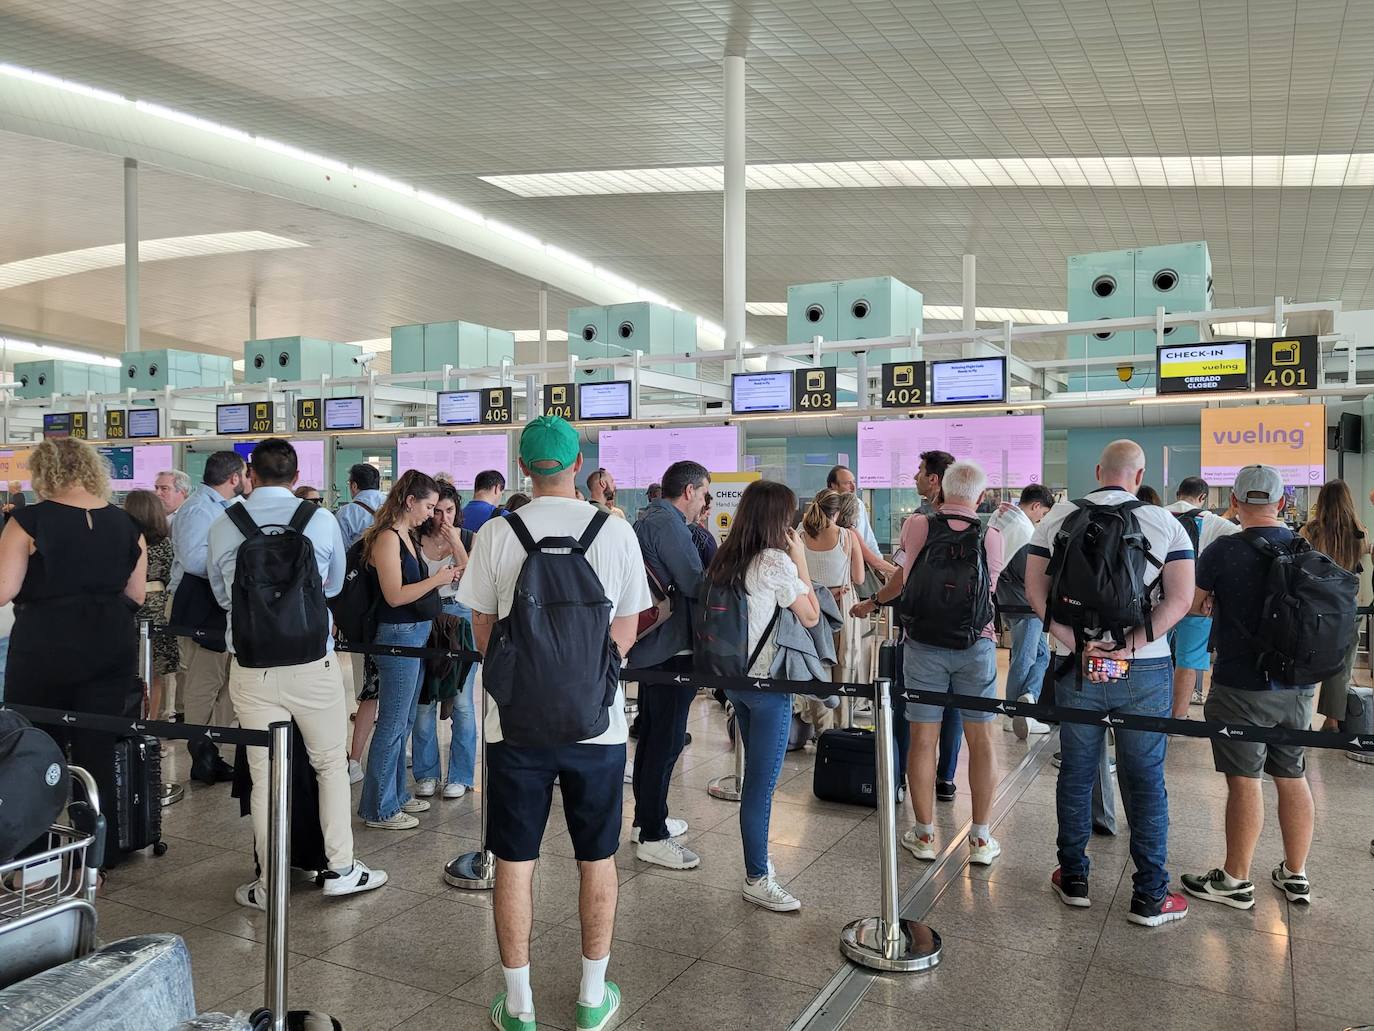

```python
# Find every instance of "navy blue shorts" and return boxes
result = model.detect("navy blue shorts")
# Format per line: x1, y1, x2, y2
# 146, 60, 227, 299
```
485, 741, 626, 862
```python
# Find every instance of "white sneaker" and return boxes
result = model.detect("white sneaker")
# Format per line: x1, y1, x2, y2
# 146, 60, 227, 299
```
321, 859, 388, 898
1024, 717, 1052, 736
636, 838, 700, 870
969, 835, 1002, 866
401, 797, 431, 814
442, 782, 468, 800
1013, 694, 1051, 739
743, 874, 801, 912
235, 879, 267, 911
414, 778, 438, 798
901, 829, 938, 861
365, 811, 419, 830
633, 817, 689, 839
348, 759, 363, 785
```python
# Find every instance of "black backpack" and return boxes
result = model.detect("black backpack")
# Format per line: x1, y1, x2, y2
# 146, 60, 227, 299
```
693, 576, 782, 678
0, 711, 68, 862
1046, 498, 1161, 650
1231, 532, 1358, 684
329, 536, 381, 645
899, 514, 994, 649
481, 510, 621, 747
1174, 508, 1205, 553
225, 502, 329, 668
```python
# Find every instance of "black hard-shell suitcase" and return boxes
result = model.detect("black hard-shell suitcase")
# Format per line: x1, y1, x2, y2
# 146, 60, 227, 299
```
112, 735, 167, 856
813, 727, 881, 808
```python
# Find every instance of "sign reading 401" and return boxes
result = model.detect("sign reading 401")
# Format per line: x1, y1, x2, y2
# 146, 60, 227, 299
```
1254, 335, 1318, 391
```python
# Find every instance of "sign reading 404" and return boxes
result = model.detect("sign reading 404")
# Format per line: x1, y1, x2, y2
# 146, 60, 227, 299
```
1254, 335, 1318, 391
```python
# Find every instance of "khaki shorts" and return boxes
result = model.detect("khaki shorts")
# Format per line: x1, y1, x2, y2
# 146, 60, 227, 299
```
1204, 681, 1316, 779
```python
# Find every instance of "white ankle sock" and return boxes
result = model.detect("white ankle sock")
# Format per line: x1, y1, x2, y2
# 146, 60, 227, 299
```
330, 863, 353, 877
579, 954, 609, 1008
1220, 869, 1248, 887
502, 964, 533, 1017
971, 823, 991, 843
914, 821, 934, 840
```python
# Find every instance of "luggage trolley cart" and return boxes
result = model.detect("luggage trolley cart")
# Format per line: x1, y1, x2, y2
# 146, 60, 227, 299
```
0, 766, 104, 991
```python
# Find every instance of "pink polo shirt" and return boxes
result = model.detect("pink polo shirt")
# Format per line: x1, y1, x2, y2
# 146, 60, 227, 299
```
899, 503, 1004, 642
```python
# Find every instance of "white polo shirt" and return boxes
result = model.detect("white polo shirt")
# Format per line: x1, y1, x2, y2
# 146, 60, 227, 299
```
1029, 487, 1195, 659
457, 495, 651, 745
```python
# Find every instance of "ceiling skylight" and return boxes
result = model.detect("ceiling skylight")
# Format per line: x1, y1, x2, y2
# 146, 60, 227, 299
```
0, 231, 306, 291
482, 156, 1374, 197
0, 336, 121, 366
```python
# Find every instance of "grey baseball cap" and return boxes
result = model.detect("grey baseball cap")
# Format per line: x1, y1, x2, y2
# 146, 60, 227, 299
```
1232, 464, 1285, 505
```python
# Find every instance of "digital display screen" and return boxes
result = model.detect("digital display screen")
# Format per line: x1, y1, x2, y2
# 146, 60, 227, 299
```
731, 372, 794, 413
929, 358, 1008, 405
597, 426, 741, 489
99, 444, 174, 491
857, 415, 1044, 489
323, 396, 365, 431
42, 413, 71, 438
395, 435, 510, 489
436, 390, 483, 426
232, 439, 326, 490
1157, 341, 1250, 394
216, 403, 251, 435
577, 381, 632, 421
127, 408, 160, 439
1201, 404, 1325, 486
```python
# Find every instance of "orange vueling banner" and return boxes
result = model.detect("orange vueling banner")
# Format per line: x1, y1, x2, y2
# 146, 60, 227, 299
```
0, 449, 33, 486
1201, 404, 1326, 486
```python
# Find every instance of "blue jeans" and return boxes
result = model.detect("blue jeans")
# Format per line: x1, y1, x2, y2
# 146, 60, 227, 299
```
1055, 656, 1172, 901
359, 620, 432, 822
411, 603, 478, 788
1006, 616, 1050, 702
725, 688, 792, 880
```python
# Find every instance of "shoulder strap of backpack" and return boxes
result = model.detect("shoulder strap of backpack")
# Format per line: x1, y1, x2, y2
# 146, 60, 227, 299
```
576, 509, 611, 553
505, 511, 537, 553
288, 500, 316, 534
353, 500, 376, 516
224, 502, 260, 539
746, 604, 783, 673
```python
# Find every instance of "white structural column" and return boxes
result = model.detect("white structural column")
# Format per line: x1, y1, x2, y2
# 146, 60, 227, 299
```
124, 157, 140, 352
724, 55, 747, 369
538, 283, 549, 369
961, 253, 976, 357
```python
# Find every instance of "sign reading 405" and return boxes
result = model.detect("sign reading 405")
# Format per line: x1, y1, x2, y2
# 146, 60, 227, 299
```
1254, 335, 1318, 391
482, 387, 513, 424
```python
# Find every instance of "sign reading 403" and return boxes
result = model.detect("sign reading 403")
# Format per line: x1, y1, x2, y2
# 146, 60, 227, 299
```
794, 367, 836, 411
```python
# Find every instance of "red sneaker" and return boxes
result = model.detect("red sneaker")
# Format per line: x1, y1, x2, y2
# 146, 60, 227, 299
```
1127, 890, 1189, 927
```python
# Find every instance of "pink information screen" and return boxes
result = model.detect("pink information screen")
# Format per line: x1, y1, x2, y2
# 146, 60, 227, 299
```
857, 415, 1044, 489
396, 435, 511, 489
598, 426, 740, 489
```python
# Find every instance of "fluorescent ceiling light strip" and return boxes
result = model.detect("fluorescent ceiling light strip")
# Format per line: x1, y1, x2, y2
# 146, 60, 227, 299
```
1, 336, 121, 366
0, 62, 713, 333
0, 231, 307, 290
481, 154, 1374, 197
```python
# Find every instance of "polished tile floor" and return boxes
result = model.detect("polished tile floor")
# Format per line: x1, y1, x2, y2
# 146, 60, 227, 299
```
94, 656, 1374, 1031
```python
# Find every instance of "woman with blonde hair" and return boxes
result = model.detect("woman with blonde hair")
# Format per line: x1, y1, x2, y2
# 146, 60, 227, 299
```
0, 437, 146, 869
1301, 479, 1372, 730
357, 469, 461, 830
801, 488, 866, 671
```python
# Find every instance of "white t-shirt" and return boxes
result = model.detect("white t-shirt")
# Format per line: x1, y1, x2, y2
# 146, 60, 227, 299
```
457, 496, 652, 745
745, 549, 811, 677
988, 504, 1035, 562
1165, 500, 1241, 554
1029, 487, 1195, 659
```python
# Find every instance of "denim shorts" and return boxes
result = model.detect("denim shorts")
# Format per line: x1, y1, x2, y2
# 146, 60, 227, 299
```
903, 637, 998, 724
485, 741, 626, 862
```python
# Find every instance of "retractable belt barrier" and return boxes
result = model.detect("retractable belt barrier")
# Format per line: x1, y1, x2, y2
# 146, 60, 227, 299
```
6, 704, 271, 748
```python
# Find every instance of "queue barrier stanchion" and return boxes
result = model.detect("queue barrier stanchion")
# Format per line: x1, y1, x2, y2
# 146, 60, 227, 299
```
444, 686, 496, 891
707, 719, 746, 802
139, 620, 184, 808
839, 674, 942, 973
264, 720, 292, 1031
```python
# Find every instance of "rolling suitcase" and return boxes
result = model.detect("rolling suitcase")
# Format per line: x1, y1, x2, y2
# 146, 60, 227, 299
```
112, 736, 168, 856
812, 726, 881, 807
1341, 685, 1373, 736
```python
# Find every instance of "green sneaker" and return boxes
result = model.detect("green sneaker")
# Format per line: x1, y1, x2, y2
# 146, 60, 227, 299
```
576, 980, 622, 1031
490, 993, 536, 1031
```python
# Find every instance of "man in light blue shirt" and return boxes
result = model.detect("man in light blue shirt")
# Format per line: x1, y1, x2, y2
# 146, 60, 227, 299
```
169, 450, 249, 783
336, 462, 386, 549
206, 438, 386, 911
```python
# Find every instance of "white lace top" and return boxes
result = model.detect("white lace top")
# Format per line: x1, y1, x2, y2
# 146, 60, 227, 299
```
744, 549, 811, 677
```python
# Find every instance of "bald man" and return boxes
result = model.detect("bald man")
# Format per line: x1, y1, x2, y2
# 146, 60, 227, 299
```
1025, 439, 1196, 927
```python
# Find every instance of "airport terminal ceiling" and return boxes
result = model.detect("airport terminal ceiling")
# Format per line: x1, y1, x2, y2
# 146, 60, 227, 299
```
7, 0, 1374, 368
